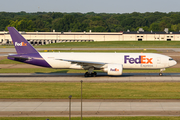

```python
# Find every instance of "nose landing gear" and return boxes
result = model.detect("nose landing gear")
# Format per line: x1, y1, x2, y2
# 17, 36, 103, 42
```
159, 68, 165, 76
159, 73, 163, 76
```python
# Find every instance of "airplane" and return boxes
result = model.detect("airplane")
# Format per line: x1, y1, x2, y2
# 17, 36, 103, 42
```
7, 27, 177, 77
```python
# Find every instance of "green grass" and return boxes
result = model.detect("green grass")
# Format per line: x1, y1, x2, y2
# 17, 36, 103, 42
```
0, 82, 180, 99
0, 117, 179, 120
0, 45, 14, 48
1, 41, 180, 48
36, 41, 180, 48
0, 59, 24, 64
0, 68, 179, 73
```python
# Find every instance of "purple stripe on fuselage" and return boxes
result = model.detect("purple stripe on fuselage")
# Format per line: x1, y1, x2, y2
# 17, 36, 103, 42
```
8, 53, 51, 68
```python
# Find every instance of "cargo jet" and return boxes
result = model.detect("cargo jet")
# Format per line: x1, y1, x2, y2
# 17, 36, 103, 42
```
7, 27, 177, 77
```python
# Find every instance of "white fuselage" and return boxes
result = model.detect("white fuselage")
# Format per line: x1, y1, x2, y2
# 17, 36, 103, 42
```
40, 52, 177, 70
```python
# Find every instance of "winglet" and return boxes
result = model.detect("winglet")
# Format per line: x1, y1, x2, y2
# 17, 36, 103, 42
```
8, 27, 38, 54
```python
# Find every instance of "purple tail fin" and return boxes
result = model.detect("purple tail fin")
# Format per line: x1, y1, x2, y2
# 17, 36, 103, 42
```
8, 27, 38, 54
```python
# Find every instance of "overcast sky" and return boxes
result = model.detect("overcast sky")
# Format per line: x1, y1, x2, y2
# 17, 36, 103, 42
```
0, 0, 180, 13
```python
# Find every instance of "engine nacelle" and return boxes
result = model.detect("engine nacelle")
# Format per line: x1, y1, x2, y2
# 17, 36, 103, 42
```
103, 64, 123, 76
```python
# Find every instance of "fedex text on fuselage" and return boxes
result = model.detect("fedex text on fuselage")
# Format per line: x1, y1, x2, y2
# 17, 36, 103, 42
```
124, 55, 153, 64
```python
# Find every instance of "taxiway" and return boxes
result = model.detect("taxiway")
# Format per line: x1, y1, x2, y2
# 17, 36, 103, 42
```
0, 100, 180, 117
0, 73, 180, 82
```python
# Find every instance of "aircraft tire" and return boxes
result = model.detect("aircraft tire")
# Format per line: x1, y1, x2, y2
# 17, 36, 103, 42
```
90, 74, 93, 77
159, 73, 163, 76
94, 72, 97, 76
91, 73, 95, 77
84, 72, 97, 77
84, 72, 89, 77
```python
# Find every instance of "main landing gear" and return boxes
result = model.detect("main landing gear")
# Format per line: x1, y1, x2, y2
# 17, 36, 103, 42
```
159, 68, 165, 76
84, 67, 97, 77
84, 72, 97, 77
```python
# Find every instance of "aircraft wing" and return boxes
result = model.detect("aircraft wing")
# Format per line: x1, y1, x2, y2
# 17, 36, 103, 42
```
57, 59, 106, 67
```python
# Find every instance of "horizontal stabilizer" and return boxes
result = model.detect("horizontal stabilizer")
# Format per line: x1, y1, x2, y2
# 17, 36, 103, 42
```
8, 55, 30, 62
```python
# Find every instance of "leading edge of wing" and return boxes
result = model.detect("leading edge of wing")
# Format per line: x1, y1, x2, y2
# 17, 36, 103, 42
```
57, 59, 106, 66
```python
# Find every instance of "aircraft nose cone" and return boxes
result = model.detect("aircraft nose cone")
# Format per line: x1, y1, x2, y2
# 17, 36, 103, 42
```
169, 60, 177, 67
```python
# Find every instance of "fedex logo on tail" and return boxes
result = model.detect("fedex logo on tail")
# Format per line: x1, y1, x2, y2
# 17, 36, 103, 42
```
124, 55, 153, 64
15, 42, 27, 46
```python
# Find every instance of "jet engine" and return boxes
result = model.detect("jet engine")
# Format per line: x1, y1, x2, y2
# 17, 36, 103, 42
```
103, 64, 123, 75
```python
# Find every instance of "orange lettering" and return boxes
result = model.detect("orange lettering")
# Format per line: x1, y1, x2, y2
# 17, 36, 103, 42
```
141, 56, 146, 64
147, 58, 153, 64
22, 42, 27, 46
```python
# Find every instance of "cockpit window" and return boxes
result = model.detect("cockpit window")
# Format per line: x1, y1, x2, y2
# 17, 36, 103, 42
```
169, 58, 174, 61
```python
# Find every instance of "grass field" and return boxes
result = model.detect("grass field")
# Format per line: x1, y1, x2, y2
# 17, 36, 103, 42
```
37, 41, 180, 48
0, 82, 180, 99
0, 117, 179, 120
0, 45, 14, 48
1, 41, 180, 48
0, 59, 24, 64
0, 68, 179, 73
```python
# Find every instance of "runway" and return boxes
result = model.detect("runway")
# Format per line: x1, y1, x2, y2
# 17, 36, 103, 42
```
0, 100, 180, 117
0, 73, 180, 82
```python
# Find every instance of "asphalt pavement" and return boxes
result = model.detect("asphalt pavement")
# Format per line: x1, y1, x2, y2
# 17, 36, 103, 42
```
0, 73, 180, 82
0, 101, 180, 117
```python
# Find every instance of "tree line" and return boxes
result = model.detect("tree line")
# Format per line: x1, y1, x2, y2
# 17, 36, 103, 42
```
1, 11, 180, 32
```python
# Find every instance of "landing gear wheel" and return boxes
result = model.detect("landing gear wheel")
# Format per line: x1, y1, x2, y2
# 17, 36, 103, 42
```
94, 72, 97, 76
84, 72, 88, 77
91, 72, 97, 77
91, 73, 94, 77
84, 72, 97, 77
159, 68, 165, 76
159, 73, 163, 76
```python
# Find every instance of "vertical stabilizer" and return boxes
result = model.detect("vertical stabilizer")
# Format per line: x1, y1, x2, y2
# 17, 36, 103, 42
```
8, 27, 38, 54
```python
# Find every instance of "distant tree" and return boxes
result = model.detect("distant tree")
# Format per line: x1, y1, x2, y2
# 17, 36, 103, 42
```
171, 24, 180, 31
5, 19, 37, 32
1, 11, 180, 32
150, 23, 161, 32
